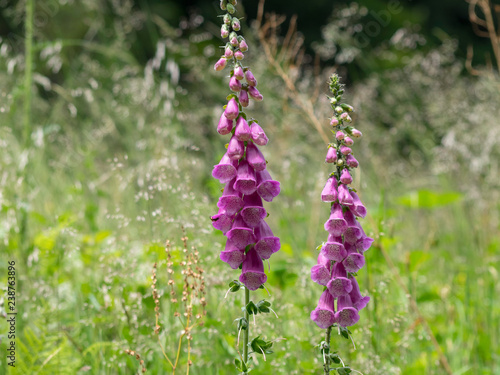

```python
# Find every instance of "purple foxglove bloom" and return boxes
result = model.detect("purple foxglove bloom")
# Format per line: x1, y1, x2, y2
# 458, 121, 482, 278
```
217, 112, 233, 135
250, 122, 268, 146
355, 223, 373, 253
344, 136, 354, 146
224, 98, 239, 120
321, 239, 347, 262
241, 193, 267, 228
211, 208, 234, 234
335, 294, 360, 327
340, 145, 352, 155
336, 131, 345, 140
220, 240, 245, 269
234, 116, 251, 141
325, 147, 337, 163
212, 153, 237, 183
351, 128, 362, 138
234, 51, 244, 60
227, 214, 256, 248
350, 191, 367, 218
239, 247, 267, 290
345, 154, 359, 168
311, 253, 332, 286
342, 249, 365, 273
245, 70, 257, 86
338, 184, 354, 206
248, 86, 263, 101
321, 177, 338, 202
310, 290, 337, 329
229, 75, 242, 92
324, 203, 347, 236
246, 142, 266, 171
254, 220, 281, 259
256, 169, 280, 202
239, 39, 249, 52
227, 135, 245, 160
214, 57, 227, 71
239, 90, 249, 107
234, 65, 244, 80
225, 46, 234, 58
330, 118, 339, 126
217, 178, 244, 215
340, 169, 353, 185
327, 261, 353, 298
348, 276, 370, 311
233, 160, 257, 195
342, 209, 362, 244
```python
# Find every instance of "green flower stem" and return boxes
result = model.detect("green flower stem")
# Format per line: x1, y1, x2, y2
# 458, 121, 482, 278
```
23, 0, 34, 147
323, 326, 332, 375
243, 287, 250, 371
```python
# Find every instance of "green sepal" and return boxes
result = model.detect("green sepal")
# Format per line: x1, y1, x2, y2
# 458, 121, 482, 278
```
336, 367, 352, 375
229, 280, 242, 292
330, 353, 341, 364
256, 299, 271, 313
249, 336, 274, 355
226, 93, 237, 101
339, 326, 351, 340
243, 301, 259, 315
235, 317, 249, 331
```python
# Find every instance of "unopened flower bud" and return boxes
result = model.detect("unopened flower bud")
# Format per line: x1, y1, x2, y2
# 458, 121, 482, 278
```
250, 122, 268, 146
340, 169, 353, 184
221, 24, 229, 38
224, 97, 239, 120
337, 159, 344, 166
351, 129, 362, 138
239, 39, 248, 52
340, 112, 349, 121
330, 97, 337, 105
335, 106, 343, 114
224, 45, 233, 58
229, 32, 238, 46
231, 18, 241, 31
340, 145, 352, 155
234, 51, 244, 60
336, 131, 345, 141
214, 57, 227, 71
330, 118, 339, 126
226, 3, 236, 13
223, 13, 232, 25
245, 70, 257, 86
344, 136, 353, 146
220, 0, 227, 10
234, 65, 244, 80
325, 147, 337, 163
228, 0, 237, 4
346, 154, 358, 168
239, 89, 249, 107
229, 76, 242, 92
248, 86, 263, 101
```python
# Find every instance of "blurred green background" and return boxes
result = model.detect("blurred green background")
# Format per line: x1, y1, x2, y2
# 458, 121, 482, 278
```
0, 0, 499, 374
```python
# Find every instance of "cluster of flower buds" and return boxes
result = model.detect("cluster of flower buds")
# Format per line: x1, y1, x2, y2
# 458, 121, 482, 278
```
211, 0, 280, 291
310, 74, 373, 329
